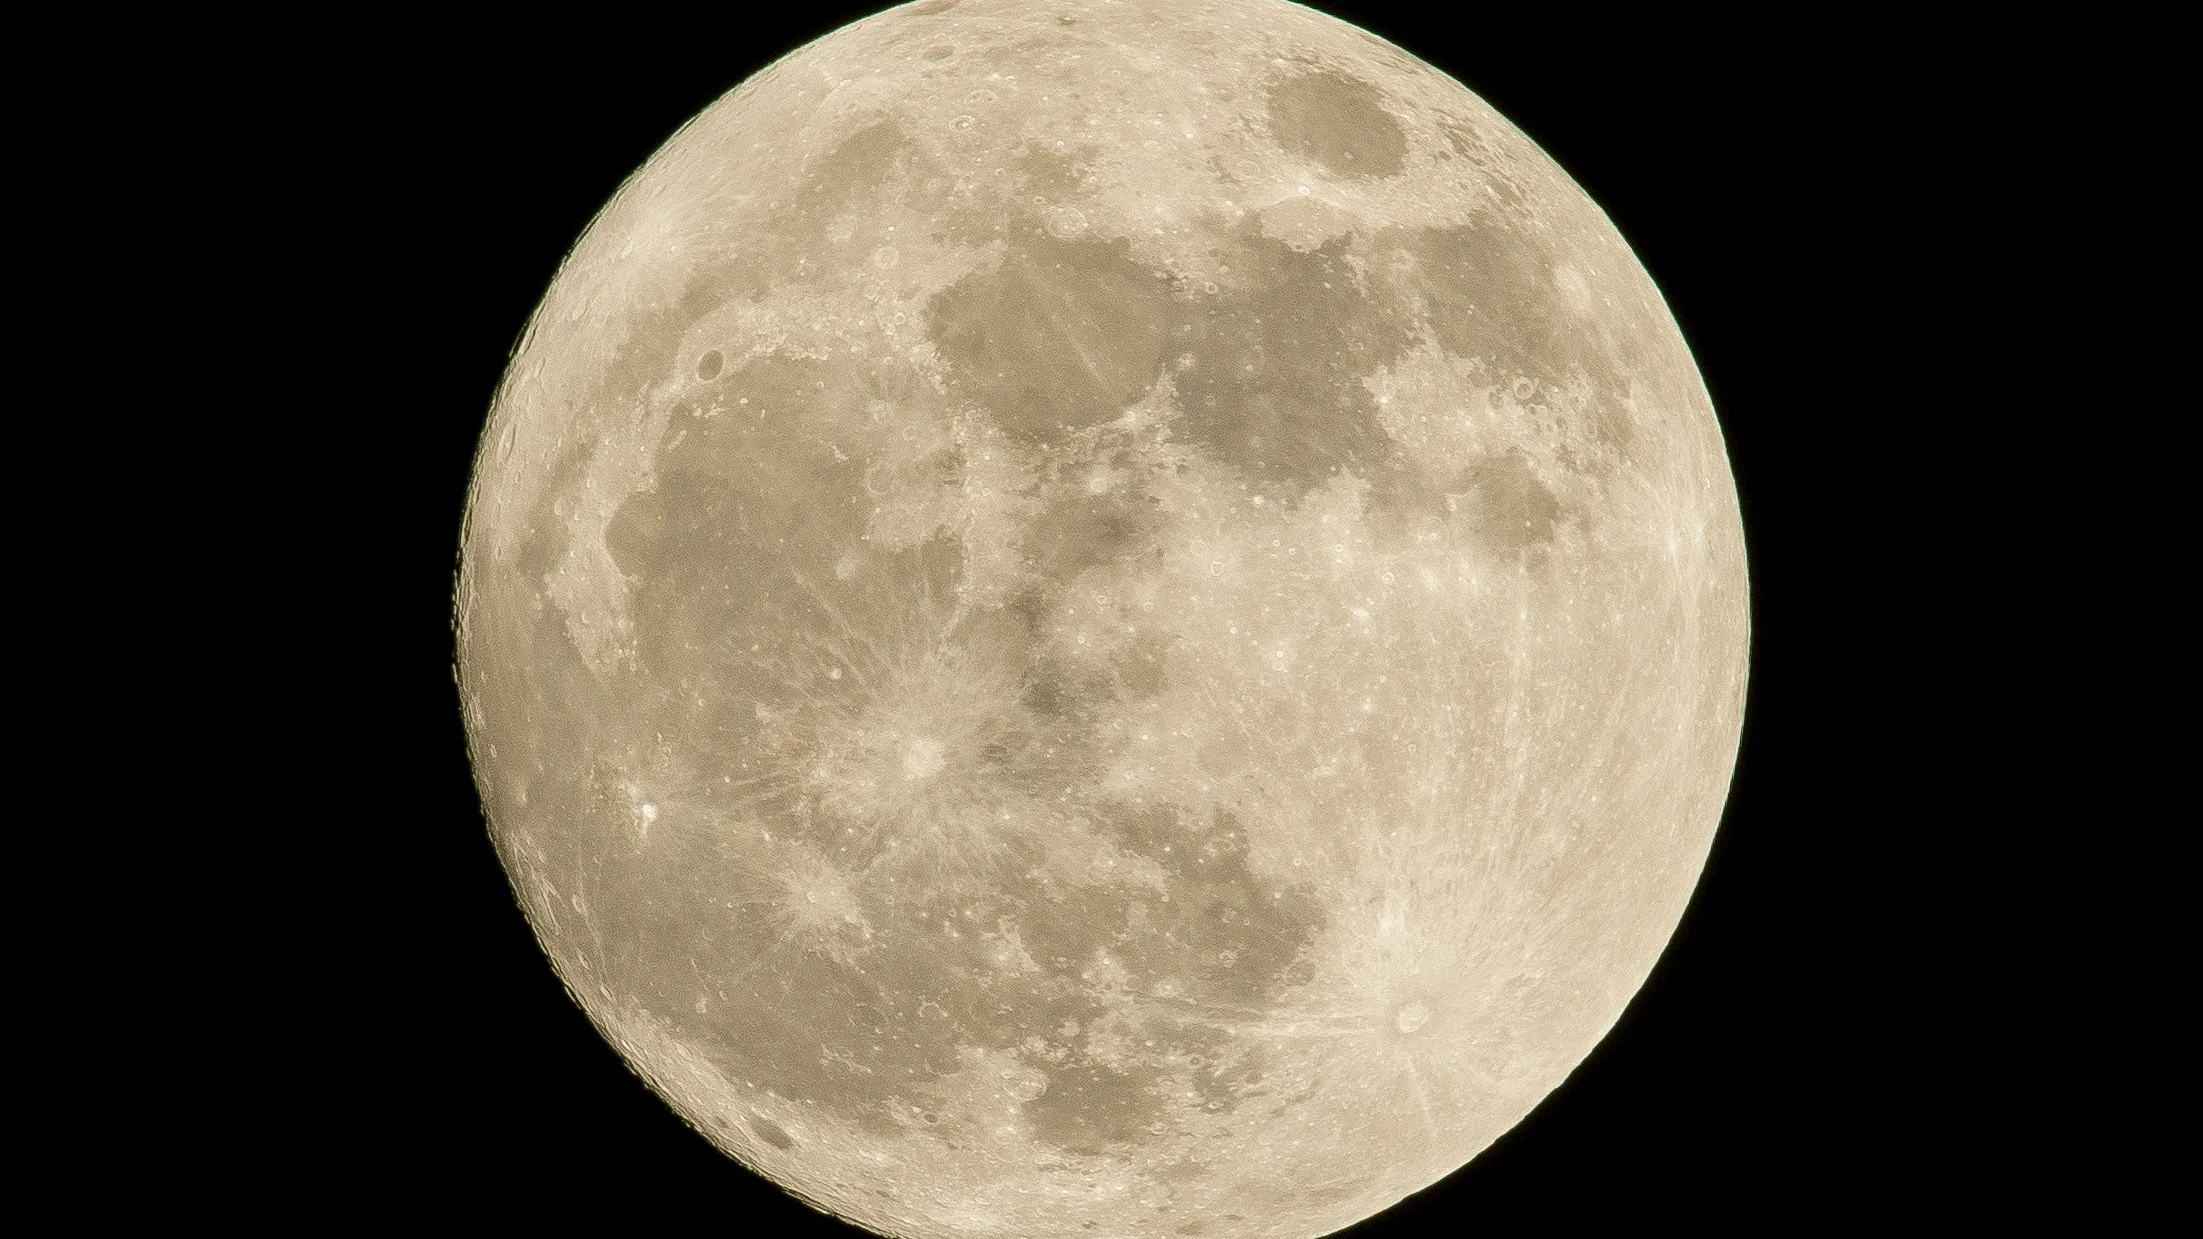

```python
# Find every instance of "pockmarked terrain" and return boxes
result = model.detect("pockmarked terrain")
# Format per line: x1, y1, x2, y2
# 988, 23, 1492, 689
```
456, 3, 1748, 1236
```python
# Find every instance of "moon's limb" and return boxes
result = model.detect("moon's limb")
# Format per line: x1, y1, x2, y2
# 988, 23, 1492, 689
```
456, 3, 1747, 1237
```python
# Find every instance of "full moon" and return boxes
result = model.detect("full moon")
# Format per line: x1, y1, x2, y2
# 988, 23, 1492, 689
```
454, 2, 1748, 1236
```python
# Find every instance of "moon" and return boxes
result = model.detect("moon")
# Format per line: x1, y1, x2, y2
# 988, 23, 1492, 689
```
453, 2, 1748, 1236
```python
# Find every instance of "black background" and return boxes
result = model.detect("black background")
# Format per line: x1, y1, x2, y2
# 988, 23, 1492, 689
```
265, 2, 1994, 1228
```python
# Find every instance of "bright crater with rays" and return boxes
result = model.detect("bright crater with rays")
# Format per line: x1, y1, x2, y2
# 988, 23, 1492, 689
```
455, 2, 1748, 1237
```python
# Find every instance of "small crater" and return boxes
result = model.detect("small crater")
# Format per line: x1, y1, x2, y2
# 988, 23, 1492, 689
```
1265, 70, 1406, 180
1394, 1001, 1430, 1034
908, 0, 959, 15
751, 1117, 795, 1150
695, 350, 723, 381
1044, 205, 1088, 239
902, 736, 946, 782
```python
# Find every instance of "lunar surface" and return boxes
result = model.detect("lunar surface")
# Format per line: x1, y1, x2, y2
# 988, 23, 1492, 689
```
454, 2, 1748, 1236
